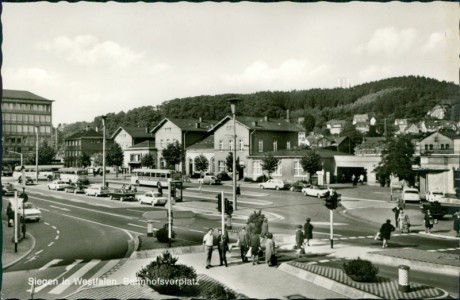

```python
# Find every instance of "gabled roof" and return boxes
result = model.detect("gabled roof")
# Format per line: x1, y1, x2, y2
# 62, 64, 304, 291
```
187, 135, 214, 150
334, 136, 350, 145
111, 126, 154, 140
418, 131, 454, 142
305, 134, 324, 144
126, 140, 156, 150
209, 116, 300, 133
327, 119, 346, 126
394, 118, 408, 125
65, 128, 103, 140
355, 137, 386, 149
355, 121, 370, 128
2, 89, 54, 102
249, 148, 349, 159
150, 118, 217, 133
353, 114, 369, 122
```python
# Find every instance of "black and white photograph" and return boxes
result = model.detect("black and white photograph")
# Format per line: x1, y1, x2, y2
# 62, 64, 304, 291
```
1, 1, 459, 299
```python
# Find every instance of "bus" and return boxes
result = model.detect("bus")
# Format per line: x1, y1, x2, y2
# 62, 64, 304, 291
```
59, 168, 89, 184
131, 169, 180, 188
13, 165, 63, 182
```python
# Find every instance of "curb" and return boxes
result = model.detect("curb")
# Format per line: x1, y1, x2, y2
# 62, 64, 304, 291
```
278, 262, 379, 299
130, 245, 205, 259
2, 231, 36, 270
362, 252, 460, 277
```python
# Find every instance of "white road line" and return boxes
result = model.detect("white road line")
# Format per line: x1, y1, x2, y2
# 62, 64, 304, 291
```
127, 223, 154, 230
55, 236, 59, 240
189, 229, 205, 233
39, 259, 63, 270
50, 205, 70, 212
32, 259, 83, 293
84, 259, 120, 285
358, 236, 366, 238
35, 250, 43, 255
446, 248, 456, 251
318, 260, 330, 263
52, 225, 57, 229
127, 209, 148, 213
49, 260, 101, 294
437, 249, 447, 251
366, 235, 374, 238
39, 208, 50, 212
57, 230, 60, 234
427, 250, 437, 252
44, 222, 50, 226
307, 262, 317, 265
69, 198, 85, 203
48, 242, 54, 247
138, 219, 160, 223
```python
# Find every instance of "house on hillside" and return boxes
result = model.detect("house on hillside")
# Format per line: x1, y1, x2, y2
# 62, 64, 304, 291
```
305, 134, 325, 147
354, 137, 387, 156
123, 140, 156, 173
352, 114, 377, 126
326, 119, 346, 135
405, 123, 420, 135
427, 105, 447, 120
355, 121, 370, 133
150, 117, 216, 172
332, 136, 356, 154
186, 135, 215, 175
209, 115, 299, 179
394, 119, 408, 135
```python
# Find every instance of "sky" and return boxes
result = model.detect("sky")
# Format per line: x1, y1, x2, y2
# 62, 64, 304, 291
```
2, 2, 458, 126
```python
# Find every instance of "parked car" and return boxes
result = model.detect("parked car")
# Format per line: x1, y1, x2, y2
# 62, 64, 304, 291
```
2, 183, 16, 196
64, 183, 86, 194
109, 189, 136, 201
426, 190, 446, 202
401, 187, 421, 203
302, 185, 330, 198
48, 180, 69, 191
289, 180, 310, 192
16, 202, 42, 222
259, 179, 290, 190
19, 176, 34, 185
198, 176, 221, 185
85, 184, 109, 197
138, 191, 168, 206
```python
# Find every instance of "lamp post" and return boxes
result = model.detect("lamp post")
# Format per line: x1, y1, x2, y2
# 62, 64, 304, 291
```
228, 98, 241, 210
35, 126, 39, 183
101, 115, 107, 188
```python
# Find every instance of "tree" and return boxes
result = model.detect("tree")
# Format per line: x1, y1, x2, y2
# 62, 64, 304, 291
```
194, 155, 209, 173
261, 153, 280, 178
300, 150, 322, 183
375, 135, 415, 186
25, 141, 56, 165
92, 153, 103, 166
77, 152, 91, 168
106, 142, 124, 167
303, 113, 316, 133
225, 152, 242, 174
162, 141, 185, 170
141, 153, 155, 168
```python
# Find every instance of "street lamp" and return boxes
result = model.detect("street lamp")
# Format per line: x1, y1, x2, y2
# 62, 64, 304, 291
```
35, 126, 39, 183
228, 98, 242, 211
101, 115, 107, 188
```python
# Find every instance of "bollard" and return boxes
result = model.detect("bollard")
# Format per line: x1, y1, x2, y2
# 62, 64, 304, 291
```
398, 265, 411, 292
147, 221, 154, 237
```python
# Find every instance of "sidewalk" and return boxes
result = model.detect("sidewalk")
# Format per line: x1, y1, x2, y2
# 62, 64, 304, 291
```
2, 220, 35, 270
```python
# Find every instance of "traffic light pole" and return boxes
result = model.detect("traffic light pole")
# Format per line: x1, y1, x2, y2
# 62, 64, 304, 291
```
221, 191, 225, 233
330, 209, 334, 249
168, 179, 172, 248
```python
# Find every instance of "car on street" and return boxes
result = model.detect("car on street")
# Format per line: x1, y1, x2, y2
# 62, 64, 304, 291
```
16, 202, 42, 222
197, 176, 221, 185
138, 191, 168, 206
2, 183, 16, 196
108, 189, 136, 201
401, 187, 421, 203
48, 180, 69, 191
19, 176, 34, 185
64, 183, 86, 194
85, 184, 109, 197
302, 185, 330, 198
289, 180, 310, 192
259, 179, 290, 190
426, 190, 446, 202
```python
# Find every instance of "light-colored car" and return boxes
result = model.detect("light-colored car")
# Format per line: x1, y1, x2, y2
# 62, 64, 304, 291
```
47, 180, 69, 191
85, 185, 109, 197
2, 183, 16, 196
259, 179, 290, 190
138, 191, 167, 206
426, 190, 445, 202
401, 187, 421, 203
17, 202, 42, 222
302, 185, 330, 198
198, 176, 221, 185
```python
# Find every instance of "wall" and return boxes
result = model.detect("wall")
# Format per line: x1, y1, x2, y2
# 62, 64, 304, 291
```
114, 128, 133, 150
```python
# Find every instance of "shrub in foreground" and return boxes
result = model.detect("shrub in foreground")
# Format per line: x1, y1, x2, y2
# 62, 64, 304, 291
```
200, 282, 237, 299
343, 257, 379, 282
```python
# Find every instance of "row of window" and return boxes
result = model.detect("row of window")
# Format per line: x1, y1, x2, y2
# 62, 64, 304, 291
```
2, 102, 51, 112
424, 144, 450, 150
65, 139, 102, 146
217, 140, 291, 152
3, 113, 51, 123
66, 151, 83, 157
159, 139, 178, 149
4, 137, 47, 145
3, 125, 51, 134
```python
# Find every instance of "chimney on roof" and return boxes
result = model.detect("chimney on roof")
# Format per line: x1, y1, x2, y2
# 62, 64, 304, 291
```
95, 127, 98, 132
286, 110, 290, 122
264, 116, 269, 122
195, 122, 200, 128
199, 117, 203, 123
252, 121, 258, 126
145, 127, 149, 133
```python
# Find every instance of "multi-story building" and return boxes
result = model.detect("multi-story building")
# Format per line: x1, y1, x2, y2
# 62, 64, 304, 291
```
414, 131, 454, 156
326, 119, 346, 135
123, 140, 157, 172
63, 128, 106, 167
2, 89, 53, 168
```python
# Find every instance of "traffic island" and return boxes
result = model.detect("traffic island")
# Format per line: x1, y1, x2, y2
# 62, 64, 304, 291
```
2, 220, 36, 269
280, 261, 448, 299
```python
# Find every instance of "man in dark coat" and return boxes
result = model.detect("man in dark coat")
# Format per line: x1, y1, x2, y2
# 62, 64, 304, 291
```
295, 225, 305, 255
6, 203, 14, 227
237, 227, 249, 262
453, 212, 460, 237
392, 206, 401, 228
379, 219, 395, 248
249, 232, 261, 265
261, 218, 269, 237
303, 218, 314, 246
216, 228, 229, 267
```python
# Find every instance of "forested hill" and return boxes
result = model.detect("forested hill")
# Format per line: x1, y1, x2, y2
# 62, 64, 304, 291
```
63, 76, 459, 137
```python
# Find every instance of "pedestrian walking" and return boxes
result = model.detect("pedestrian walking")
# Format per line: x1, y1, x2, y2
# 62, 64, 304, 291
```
236, 185, 241, 197
249, 232, 261, 265
157, 185, 163, 196
303, 218, 314, 246
351, 174, 356, 186
453, 212, 460, 237
203, 228, 214, 269
199, 181, 202, 193
398, 210, 410, 232
237, 226, 249, 262
379, 219, 395, 248
359, 174, 364, 185
295, 225, 305, 255
217, 228, 229, 267
392, 206, 401, 228
261, 218, 269, 237
6, 203, 14, 227
265, 233, 275, 265
424, 210, 434, 234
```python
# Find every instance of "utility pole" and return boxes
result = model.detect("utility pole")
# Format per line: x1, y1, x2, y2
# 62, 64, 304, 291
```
35, 126, 39, 183
102, 116, 107, 188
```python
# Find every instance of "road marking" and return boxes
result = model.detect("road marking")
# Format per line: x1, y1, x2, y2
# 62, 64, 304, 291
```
57, 230, 60, 234
55, 236, 59, 240
427, 250, 437, 252
61, 214, 142, 235
48, 242, 54, 247
69, 198, 85, 203
138, 219, 160, 223
127, 223, 153, 229
318, 259, 330, 263
83, 259, 120, 286
189, 229, 205, 233
358, 236, 366, 238
52, 225, 57, 229
39, 208, 50, 212
446, 248, 456, 251
49, 259, 101, 294
366, 235, 374, 238
31, 259, 83, 293
39, 259, 63, 270
35, 250, 43, 255
127, 209, 148, 213
44, 222, 50, 226
50, 205, 71, 212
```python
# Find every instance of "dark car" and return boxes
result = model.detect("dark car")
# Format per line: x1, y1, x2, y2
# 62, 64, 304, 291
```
65, 183, 86, 194
19, 176, 34, 185
2, 184, 16, 196
108, 189, 136, 201
289, 181, 310, 192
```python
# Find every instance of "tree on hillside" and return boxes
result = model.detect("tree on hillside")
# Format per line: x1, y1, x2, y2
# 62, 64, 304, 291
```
162, 141, 185, 170
194, 155, 209, 174
77, 152, 91, 168
106, 142, 124, 168
375, 135, 415, 186
303, 113, 316, 133
141, 153, 155, 168
261, 153, 280, 179
300, 150, 322, 183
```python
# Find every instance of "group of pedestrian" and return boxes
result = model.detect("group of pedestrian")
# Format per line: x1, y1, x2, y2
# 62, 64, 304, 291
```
351, 174, 365, 186
203, 227, 230, 269
294, 218, 314, 256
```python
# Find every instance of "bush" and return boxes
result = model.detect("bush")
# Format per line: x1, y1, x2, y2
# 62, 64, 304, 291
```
200, 282, 237, 299
155, 224, 176, 243
247, 210, 265, 234
343, 258, 379, 282
136, 251, 197, 296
